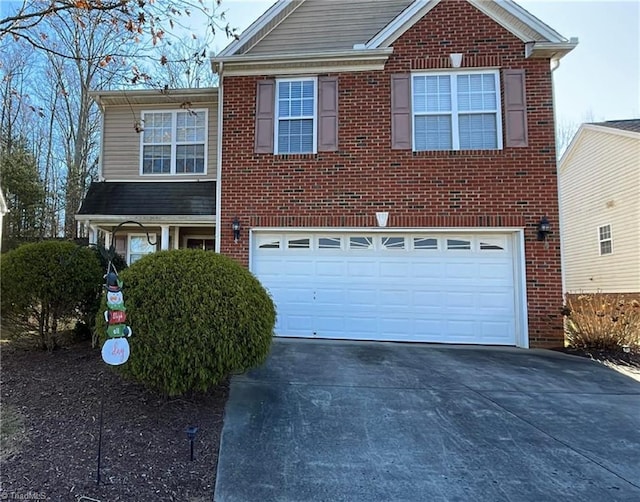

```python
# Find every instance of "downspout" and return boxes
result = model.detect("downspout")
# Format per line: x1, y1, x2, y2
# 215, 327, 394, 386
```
215, 61, 224, 253
98, 101, 105, 181
551, 55, 567, 299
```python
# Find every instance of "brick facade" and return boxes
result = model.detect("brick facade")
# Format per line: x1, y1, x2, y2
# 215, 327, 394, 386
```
220, 0, 564, 348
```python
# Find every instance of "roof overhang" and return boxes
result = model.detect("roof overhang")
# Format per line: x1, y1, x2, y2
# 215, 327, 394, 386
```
212, 48, 394, 77
90, 88, 218, 107
525, 40, 579, 60
75, 215, 215, 225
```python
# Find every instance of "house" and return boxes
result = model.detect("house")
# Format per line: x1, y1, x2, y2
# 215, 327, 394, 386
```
76, 89, 217, 264
559, 119, 640, 295
211, 0, 576, 349
78, 0, 577, 349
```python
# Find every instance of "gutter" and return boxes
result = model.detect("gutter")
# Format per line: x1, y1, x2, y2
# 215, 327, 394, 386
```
215, 61, 224, 253
211, 48, 394, 74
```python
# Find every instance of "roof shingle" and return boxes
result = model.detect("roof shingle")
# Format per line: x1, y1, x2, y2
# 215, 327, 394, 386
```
591, 119, 640, 133
77, 181, 216, 216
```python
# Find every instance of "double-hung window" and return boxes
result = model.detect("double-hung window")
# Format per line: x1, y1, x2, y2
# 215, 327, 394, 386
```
128, 234, 156, 264
275, 78, 317, 154
412, 70, 502, 151
598, 224, 612, 255
141, 110, 207, 174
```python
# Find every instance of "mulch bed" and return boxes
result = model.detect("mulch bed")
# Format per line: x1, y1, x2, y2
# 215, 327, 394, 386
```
0, 340, 228, 502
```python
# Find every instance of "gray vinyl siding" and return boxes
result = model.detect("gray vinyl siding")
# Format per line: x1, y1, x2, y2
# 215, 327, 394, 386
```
560, 129, 640, 293
246, 0, 413, 54
101, 100, 217, 181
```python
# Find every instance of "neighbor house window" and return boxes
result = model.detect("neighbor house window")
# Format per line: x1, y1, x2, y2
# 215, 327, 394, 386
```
412, 71, 502, 151
141, 110, 207, 174
128, 234, 156, 264
275, 78, 316, 154
598, 225, 612, 255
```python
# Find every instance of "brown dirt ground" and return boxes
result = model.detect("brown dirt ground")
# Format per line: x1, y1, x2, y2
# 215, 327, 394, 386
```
0, 340, 228, 502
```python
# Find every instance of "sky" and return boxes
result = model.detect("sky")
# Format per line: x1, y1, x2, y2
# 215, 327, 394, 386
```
209, 0, 640, 127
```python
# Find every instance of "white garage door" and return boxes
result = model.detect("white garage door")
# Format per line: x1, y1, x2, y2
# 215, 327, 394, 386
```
251, 232, 519, 345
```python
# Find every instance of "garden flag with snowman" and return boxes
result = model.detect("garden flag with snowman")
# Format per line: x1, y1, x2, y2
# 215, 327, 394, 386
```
101, 268, 133, 365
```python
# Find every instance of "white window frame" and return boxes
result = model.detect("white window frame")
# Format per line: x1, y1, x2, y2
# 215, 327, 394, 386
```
598, 224, 613, 255
139, 109, 208, 175
182, 234, 215, 250
127, 233, 157, 264
411, 69, 503, 151
274, 77, 317, 155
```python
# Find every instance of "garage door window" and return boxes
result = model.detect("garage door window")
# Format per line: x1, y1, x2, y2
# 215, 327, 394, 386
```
381, 237, 405, 249
288, 238, 310, 249
257, 237, 281, 249
480, 241, 505, 251
447, 238, 472, 250
318, 237, 342, 249
350, 236, 374, 249
413, 237, 438, 250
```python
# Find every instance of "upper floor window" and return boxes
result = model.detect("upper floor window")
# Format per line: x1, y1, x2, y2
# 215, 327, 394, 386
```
412, 71, 502, 151
598, 224, 612, 255
141, 110, 207, 175
275, 78, 317, 154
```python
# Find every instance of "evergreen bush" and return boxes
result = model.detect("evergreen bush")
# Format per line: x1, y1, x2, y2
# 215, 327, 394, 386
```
97, 249, 275, 396
0, 241, 103, 350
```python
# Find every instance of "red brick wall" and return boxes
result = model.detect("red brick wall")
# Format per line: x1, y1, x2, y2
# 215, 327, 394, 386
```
220, 0, 564, 348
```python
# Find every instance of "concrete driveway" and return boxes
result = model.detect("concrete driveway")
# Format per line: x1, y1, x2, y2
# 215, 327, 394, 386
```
214, 340, 640, 502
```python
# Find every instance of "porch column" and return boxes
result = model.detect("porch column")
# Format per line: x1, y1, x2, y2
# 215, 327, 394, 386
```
173, 226, 180, 249
104, 231, 112, 250
161, 225, 170, 251
87, 223, 97, 246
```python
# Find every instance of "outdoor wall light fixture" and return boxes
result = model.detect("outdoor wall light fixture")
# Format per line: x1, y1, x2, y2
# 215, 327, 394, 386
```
537, 216, 551, 241
232, 217, 241, 243
186, 426, 198, 461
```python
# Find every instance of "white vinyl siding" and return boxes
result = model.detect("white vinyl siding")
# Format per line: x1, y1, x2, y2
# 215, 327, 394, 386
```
245, 0, 414, 54
100, 100, 217, 181
412, 71, 502, 151
141, 110, 207, 175
275, 78, 317, 154
559, 127, 640, 293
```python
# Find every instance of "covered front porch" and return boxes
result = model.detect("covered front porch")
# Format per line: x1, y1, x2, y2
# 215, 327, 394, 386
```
76, 181, 216, 264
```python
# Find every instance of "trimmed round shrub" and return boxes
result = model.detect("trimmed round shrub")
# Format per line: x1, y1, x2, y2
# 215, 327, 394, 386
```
97, 249, 276, 396
1, 240, 103, 350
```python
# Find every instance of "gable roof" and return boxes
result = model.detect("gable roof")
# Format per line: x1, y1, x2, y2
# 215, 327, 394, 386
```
559, 120, 640, 169
591, 119, 640, 134
215, 0, 576, 61
77, 181, 216, 217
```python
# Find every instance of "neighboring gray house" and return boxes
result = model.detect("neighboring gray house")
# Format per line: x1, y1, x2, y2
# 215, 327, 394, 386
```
559, 119, 640, 294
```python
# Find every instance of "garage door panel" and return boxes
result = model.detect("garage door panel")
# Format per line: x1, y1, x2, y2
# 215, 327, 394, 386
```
479, 292, 514, 310
410, 261, 445, 279
252, 231, 519, 346
347, 260, 378, 277
315, 260, 346, 277
380, 288, 412, 306
380, 261, 410, 277
348, 289, 378, 306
